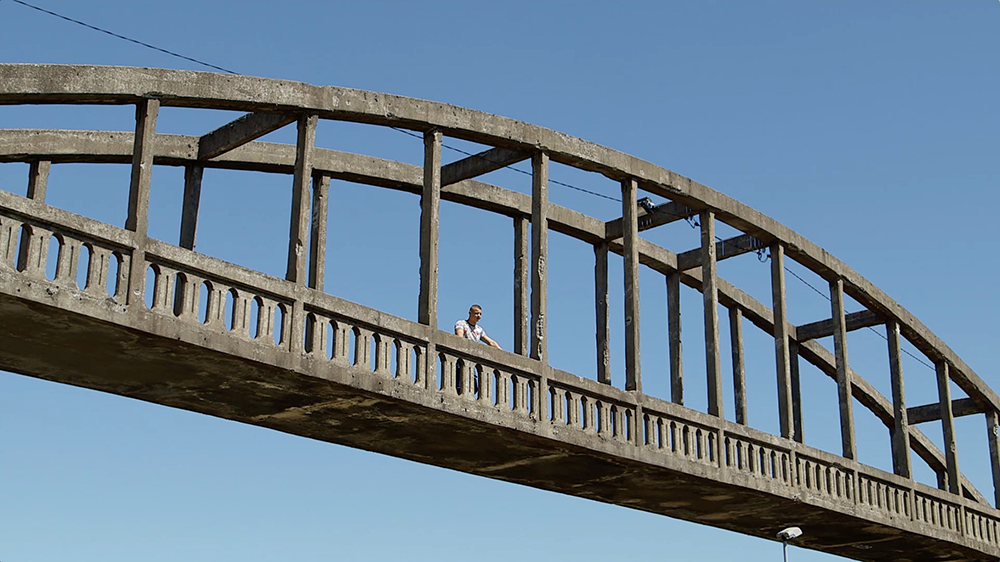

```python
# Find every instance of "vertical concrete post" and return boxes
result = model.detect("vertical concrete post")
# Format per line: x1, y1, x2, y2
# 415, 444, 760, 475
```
27, 160, 50, 202
887, 321, 912, 478
308, 173, 330, 291
178, 164, 203, 250
701, 210, 722, 417
985, 409, 1000, 507
286, 115, 317, 356
17, 160, 51, 275
419, 130, 442, 328
730, 306, 747, 425
790, 341, 804, 443
771, 243, 795, 440
514, 216, 529, 356
530, 151, 548, 363
594, 241, 611, 385
176, 164, 204, 317
286, 114, 317, 285
936, 360, 961, 494
126, 98, 159, 236
667, 272, 683, 404
125, 97, 159, 306
622, 178, 641, 393
831, 278, 857, 460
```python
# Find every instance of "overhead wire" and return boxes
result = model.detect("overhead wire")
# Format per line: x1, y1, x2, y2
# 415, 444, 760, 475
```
7, 0, 936, 371
5, 0, 239, 75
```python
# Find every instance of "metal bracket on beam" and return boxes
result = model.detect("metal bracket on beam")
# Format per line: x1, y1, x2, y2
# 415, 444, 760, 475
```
908, 398, 983, 424
440, 147, 528, 187
198, 112, 296, 160
606, 200, 695, 240
796, 310, 881, 341
676, 233, 766, 271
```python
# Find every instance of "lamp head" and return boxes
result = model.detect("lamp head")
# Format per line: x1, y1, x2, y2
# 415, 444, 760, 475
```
777, 527, 803, 541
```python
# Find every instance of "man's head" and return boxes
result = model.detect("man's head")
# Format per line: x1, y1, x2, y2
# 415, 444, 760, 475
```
467, 305, 483, 326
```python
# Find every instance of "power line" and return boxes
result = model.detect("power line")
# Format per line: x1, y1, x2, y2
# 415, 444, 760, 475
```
6, 0, 623, 203
781, 259, 934, 370
390, 127, 621, 202
5, 0, 239, 74
6, 0, 936, 372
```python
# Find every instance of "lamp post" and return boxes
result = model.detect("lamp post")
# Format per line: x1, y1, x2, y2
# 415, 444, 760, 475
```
777, 527, 803, 562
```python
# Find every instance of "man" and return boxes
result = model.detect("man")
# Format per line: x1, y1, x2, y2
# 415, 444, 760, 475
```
455, 304, 501, 349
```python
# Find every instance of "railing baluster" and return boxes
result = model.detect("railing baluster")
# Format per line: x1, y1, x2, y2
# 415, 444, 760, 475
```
0, 217, 22, 268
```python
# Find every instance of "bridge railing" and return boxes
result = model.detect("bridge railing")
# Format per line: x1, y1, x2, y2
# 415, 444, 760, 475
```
0, 194, 131, 304
643, 402, 721, 469
722, 425, 794, 487
434, 343, 542, 418
144, 240, 295, 349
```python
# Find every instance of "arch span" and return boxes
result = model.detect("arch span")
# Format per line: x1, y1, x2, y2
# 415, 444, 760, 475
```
0, 64, 997, 561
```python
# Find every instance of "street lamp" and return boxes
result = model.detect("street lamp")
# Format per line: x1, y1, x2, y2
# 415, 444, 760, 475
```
777, 527, 803, 562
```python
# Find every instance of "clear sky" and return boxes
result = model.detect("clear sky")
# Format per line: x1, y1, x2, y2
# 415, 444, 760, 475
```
1, 1, 998, 561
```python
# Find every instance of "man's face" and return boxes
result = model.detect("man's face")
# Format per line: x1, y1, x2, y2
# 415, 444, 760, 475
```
468, 308, 482, 324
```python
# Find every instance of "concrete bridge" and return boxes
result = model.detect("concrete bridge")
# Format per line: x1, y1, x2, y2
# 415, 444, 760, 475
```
1, 64, 998, 561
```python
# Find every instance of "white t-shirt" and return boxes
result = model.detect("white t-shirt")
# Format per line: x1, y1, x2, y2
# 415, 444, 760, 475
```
455, 319, 486, 342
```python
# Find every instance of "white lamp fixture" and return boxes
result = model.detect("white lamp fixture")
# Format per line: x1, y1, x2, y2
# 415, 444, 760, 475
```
777, 527, 803, 562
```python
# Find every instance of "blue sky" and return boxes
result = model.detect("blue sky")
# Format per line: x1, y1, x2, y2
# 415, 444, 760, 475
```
1, 1, 998, 561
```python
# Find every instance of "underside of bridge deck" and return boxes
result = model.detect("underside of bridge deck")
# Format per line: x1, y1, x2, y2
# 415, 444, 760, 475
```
0, 285, 990, 562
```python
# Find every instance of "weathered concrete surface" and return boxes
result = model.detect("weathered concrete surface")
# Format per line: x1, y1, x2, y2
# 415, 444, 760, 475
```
0, 64, 990, 421
0, 280, 992, 562
1, 64, 999, 561
0, 129, 986, 508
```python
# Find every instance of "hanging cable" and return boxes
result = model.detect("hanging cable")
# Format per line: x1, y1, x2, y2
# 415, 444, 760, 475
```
5, 0, 938, 372
5, 0, 239, 74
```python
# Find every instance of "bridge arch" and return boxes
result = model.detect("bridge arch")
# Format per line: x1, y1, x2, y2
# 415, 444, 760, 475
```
0, 64, 997, 561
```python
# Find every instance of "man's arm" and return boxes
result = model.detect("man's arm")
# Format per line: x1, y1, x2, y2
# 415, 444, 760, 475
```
480, 333, 501, 350
455, 324, 467, 337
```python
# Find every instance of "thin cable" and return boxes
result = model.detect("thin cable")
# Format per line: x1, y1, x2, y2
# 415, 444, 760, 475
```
392, 127, 621, 202
784, 266, 829, 301
4, 0, 939, 371
779, 259, 934, 369
8, 0, 623, 203
3, 0, 621, 204
6, 0, 239, 74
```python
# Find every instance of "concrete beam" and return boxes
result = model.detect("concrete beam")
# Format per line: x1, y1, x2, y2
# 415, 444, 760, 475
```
440, 147, 527, 186
831, 278, 857, 460
26, 160, 50, 202
701, 211, 722, 417
418, 130, 442, 328
907, 397, 983, 424
888, 321, 913, 478
623, 179, 641, 393
530, 152, 549, 363
198, 111, 295, 160
796, 310, 881, 341
675, 233, 766, 271
605, 201, 695, 240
